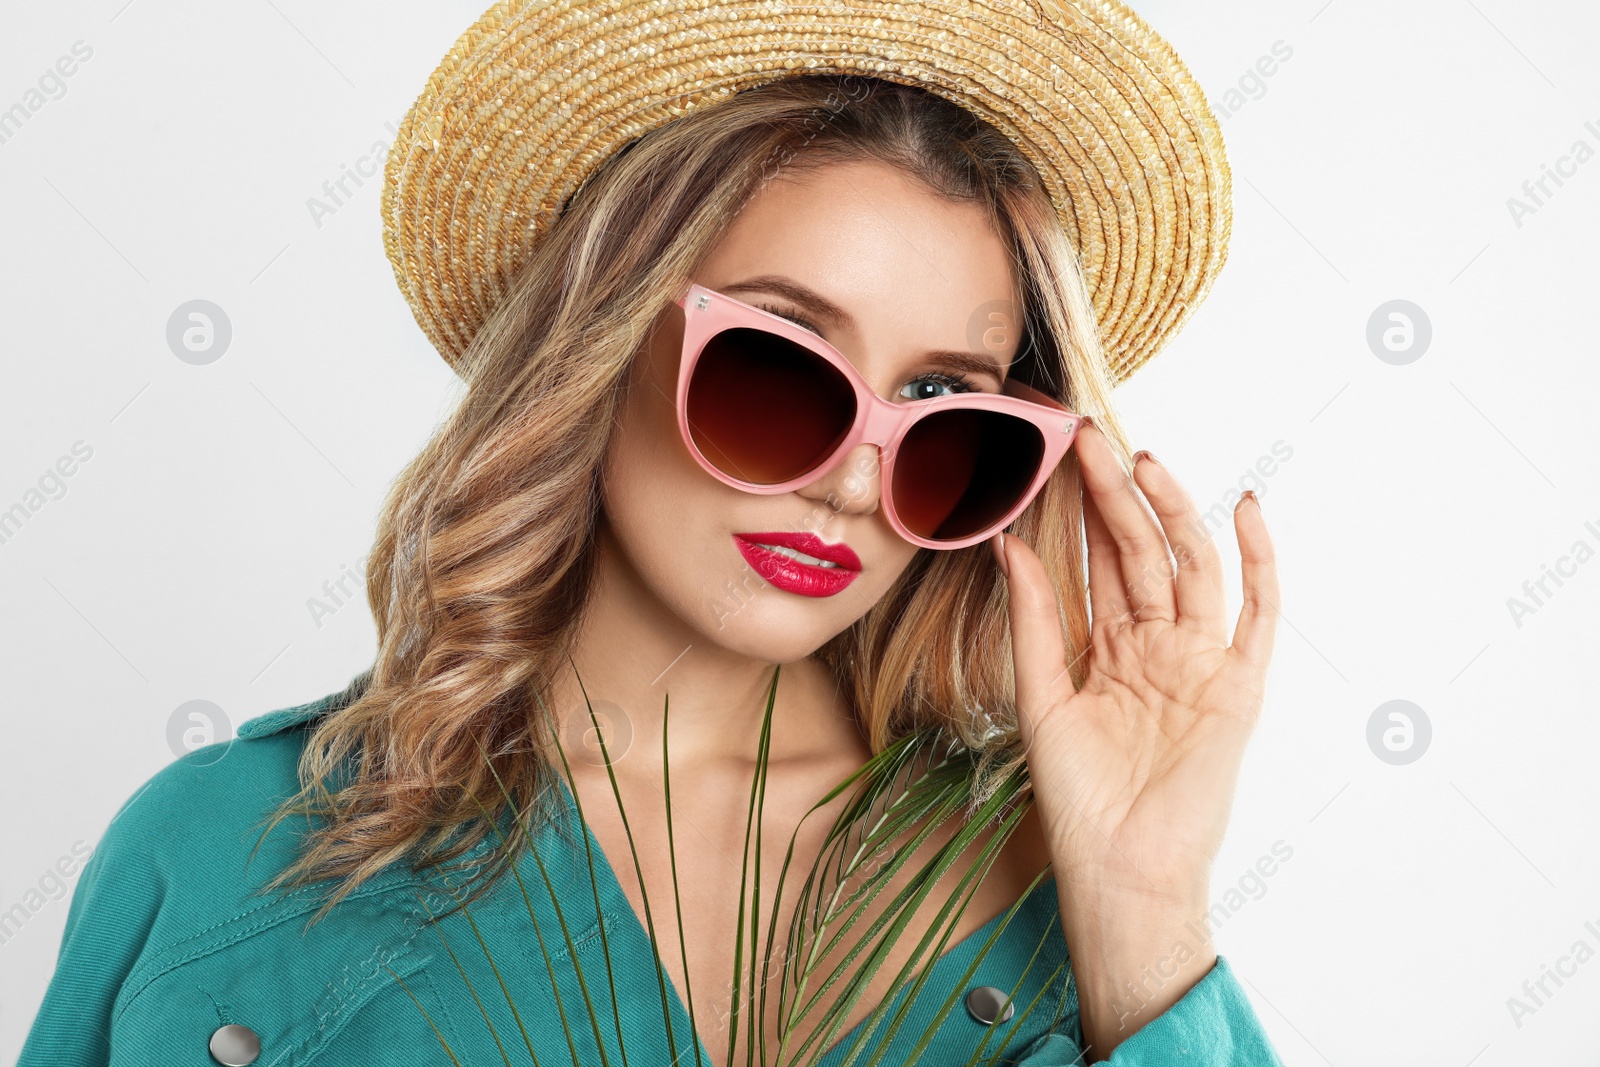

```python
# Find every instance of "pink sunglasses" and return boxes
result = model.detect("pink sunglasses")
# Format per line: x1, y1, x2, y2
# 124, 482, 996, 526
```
672, 283, 1083, 550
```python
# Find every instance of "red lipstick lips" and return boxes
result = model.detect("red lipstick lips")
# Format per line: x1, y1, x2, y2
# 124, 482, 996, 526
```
732, 531, 861, 598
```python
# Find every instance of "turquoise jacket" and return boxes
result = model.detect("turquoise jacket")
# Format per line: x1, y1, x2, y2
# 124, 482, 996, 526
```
19, 684, 1285, 1066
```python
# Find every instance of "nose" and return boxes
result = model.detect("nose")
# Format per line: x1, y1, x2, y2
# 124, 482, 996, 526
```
794, 442, 883, 519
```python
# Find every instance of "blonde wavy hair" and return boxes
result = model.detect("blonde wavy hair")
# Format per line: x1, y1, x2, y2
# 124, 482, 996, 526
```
259, 73, 1134, 924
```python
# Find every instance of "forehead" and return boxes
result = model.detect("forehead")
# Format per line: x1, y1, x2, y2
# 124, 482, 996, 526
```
695, 159, 1024, 368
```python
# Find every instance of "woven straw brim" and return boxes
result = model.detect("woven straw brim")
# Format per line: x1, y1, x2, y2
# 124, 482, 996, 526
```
380, 0, 1231, 386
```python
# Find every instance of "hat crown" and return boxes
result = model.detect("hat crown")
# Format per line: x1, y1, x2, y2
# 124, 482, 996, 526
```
381, 0, 1231, 385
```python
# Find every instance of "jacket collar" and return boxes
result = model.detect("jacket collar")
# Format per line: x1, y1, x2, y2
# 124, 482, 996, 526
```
236, 671, 371, 740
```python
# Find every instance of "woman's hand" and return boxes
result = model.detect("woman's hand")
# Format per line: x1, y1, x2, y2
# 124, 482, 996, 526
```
992, 419, 1280, 1056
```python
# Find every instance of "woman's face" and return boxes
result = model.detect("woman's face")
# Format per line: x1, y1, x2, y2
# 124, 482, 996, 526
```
600, 158, 1022, 663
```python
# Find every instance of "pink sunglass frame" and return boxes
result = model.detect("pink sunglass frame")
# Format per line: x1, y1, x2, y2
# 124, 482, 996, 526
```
672, 282, 1084, 551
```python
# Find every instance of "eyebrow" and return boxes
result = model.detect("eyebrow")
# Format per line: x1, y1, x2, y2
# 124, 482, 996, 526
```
716, 274, 1010, 384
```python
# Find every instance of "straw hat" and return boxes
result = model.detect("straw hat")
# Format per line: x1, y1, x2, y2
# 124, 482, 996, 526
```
380, 0, 1231, 385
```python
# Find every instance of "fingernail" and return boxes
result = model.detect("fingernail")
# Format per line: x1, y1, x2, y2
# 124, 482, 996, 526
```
1132, 449, 1159, 467
990, 532, 1010, 578
1238, 489, 1259, 510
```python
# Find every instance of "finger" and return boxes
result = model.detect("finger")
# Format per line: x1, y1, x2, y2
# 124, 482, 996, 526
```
1229, 491, 1281, 670
1130, 452, 1229, 643
995, 533, 1079, 732
1074, 422, 1176, 623
1080, 483, 1130, 624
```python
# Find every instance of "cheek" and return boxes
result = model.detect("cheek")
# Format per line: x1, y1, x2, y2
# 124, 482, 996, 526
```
602, 392, 733, 567
869, 545, 924, 603
611, 445, 702, 527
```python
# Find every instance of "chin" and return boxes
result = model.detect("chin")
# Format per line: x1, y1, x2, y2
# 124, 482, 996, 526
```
700, 599, 846, 663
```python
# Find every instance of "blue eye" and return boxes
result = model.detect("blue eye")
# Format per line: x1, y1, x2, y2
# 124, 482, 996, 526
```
899, 373, 979, 400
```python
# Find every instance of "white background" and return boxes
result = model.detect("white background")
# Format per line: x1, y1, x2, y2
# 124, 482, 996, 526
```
1, 1, 1596, 1064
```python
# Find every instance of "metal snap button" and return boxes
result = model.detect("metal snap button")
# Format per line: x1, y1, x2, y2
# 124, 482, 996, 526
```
209, 1023, 261, 1066
964, 985, 1016, 1026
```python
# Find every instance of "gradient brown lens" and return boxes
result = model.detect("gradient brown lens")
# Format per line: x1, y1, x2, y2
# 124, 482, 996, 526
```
685, 327, 856, 484
893, 408, 1045, 541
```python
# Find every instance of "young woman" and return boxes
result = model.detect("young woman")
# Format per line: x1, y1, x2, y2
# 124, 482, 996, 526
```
20, 5, 1284, 1065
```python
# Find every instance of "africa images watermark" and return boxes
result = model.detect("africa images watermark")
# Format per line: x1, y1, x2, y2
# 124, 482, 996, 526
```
1504, 517, 1600, 629
1505, 914, 1600, 1030
307, 553, 372, 629
1121, 440, 1294, 612
754, 74, 873, 187
0, 440, 96, 547
308, 882, 460, 1041
0, 841, 96, 949
305, 120, 402, 229
1109, 839, 1295, 1032
0, 39, 95, 148
1505, 116, 1600, 229
1212, 39, 1295, 122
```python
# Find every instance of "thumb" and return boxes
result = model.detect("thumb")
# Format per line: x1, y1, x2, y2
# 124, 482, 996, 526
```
993, 532, 1077, 744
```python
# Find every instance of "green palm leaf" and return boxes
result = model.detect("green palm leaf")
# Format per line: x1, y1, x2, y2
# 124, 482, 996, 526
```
399, 662, 1058, 1066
